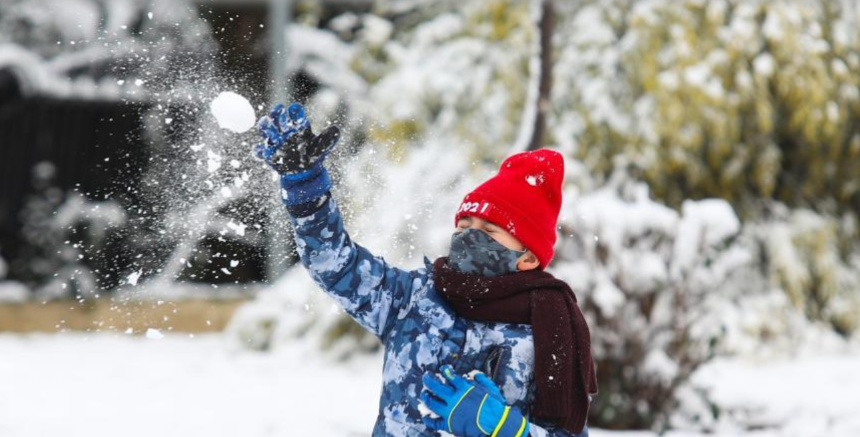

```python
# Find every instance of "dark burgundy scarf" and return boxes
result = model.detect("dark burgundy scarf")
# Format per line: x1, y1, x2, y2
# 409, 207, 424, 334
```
433, 257, 598, 434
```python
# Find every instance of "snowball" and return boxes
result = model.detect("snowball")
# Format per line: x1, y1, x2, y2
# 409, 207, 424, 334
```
210, 91, 256, 133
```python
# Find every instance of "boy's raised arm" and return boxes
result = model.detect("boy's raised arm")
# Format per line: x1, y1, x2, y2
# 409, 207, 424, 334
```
255, 103, 419, 339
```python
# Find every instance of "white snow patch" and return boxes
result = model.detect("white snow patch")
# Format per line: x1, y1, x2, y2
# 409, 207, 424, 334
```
525, 174, 544, 186
145, 328, 163, 340
0, 282, 29, 303
207, 150, 222, 173
753, 53, 776, 77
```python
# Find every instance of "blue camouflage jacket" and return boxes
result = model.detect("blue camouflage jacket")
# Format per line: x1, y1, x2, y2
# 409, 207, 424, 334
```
289, 197, 588, 437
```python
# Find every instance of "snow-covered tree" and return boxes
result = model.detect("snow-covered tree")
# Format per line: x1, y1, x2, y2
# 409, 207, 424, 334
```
0, 0, 217, 99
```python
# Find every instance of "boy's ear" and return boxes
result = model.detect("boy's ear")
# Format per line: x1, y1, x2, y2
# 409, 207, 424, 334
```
516, 251, 540, 272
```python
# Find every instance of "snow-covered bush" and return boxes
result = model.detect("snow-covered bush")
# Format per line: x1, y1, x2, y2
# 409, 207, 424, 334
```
550, 170, 750, 430
552, 0, 860, 217
35, 193, 128, 300
549, 0, 860, 336
15, 161, 130, 300
305, 0, 534, 162
14, 162, 68, 288
748, 207, 860, 335
0, 248, 29, 303
227, 267, 381, 360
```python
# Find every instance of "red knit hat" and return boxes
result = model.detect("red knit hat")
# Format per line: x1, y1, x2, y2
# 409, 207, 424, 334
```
455, 149, 564, 269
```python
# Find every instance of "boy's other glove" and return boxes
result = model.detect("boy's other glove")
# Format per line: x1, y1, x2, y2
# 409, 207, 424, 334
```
253, 102, 341, 206
421, 365, 528, 437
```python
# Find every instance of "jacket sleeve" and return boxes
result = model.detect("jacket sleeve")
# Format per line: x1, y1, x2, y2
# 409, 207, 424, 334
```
288, 195, 421, 340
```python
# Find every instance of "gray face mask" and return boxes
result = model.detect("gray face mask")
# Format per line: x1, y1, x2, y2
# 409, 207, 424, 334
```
448, 228, 527, 277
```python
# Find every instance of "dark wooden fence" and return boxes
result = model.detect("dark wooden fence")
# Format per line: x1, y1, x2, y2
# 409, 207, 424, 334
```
0, 68, 270, 288
0, 69, 148, 281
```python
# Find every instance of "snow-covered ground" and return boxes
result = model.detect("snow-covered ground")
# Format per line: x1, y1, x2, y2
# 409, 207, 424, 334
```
0, 333, 380, 436
691, 354, 860, 437
1, 333, 858, 437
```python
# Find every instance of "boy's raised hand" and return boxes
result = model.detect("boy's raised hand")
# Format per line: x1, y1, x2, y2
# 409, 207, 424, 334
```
254, 102, 340, 174
420, 365, 528, 437
254, 102, 341, 206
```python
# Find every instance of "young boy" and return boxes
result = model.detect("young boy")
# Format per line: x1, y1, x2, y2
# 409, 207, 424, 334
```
255, 103, 597, 437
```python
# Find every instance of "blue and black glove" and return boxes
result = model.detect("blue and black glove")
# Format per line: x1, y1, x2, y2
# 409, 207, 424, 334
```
421, 365, 528, 437
254, 102, 340, 207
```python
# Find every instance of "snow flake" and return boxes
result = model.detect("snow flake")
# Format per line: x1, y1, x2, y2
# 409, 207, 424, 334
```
227, 221, 247, 236
207, 150, 222, 173
525, 174, 545, 186
126, 270, 142, 286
